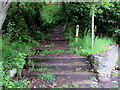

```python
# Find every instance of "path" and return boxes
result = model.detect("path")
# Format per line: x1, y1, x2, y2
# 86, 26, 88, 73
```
22, 26, 119, 88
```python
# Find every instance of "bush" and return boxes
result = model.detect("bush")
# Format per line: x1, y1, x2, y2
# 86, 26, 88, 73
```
2, 37, 39, 88
41, 3, 64, 25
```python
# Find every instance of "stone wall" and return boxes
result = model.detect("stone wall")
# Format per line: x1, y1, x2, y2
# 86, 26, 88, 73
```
89, 44, 119, 82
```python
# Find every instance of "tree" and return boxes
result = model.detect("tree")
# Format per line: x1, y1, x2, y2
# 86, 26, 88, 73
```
89, 2, 114, 47
0, 0, 12, 30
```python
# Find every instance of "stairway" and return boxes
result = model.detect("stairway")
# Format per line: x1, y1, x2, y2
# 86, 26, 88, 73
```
23, 56, 98, 88
22, 26, 98, 88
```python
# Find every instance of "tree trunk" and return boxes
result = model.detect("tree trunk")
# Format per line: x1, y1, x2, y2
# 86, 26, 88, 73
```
0, 12, 6, 30
0, 1, 12, 31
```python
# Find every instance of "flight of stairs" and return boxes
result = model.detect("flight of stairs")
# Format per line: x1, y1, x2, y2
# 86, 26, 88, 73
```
23, 56, 98, 88
22, 26, 98, 88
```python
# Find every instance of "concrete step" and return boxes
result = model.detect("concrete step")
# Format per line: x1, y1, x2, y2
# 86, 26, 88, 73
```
26, 56, 88, 63
26, 61, 88, 66
23, 70, 98, 88
25, 62, 91, 70
32, 47, 79, 51
25, 65, 90, 71
22, 70, 96, 81
46, 39, 68, 41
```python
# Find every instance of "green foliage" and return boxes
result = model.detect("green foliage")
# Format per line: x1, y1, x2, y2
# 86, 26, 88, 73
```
52, 82, 57, 87
2, 37, 39, 88
29, 67, 53, 72
5, 20, 30, 42
72, 84, 79, 87
40, 49, 66, 56
39, 85, 48, 88
89, 84, 98, 88
89, 76, 97, 81
75, 68, 82, 71
3, 2, 51, 41
3, 75, 30, 88
68, 31, 114, 56
2, 38, 39, 70
41, 3, 64, 25
0, 62, 3, 89
45, 44, 55, 48
63, 2, 120, 43
62, 85, 69, 88
38, 73, 54, 80
96, 2, 120, 43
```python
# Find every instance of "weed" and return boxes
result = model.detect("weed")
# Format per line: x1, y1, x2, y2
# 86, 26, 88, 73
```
52, 82, 57, 86
39, 49, 73, 56
89, 76, 97, 81
89, 84, 98, 88
39, 85, 48, 88
50, 87, 64, 90
38, 73, 54, 80
29, 67, 53, 72
44, 44, 55, 47
89, 69, 95, 72
72, 83, 79, 87
62, 85, 69, 88
75, 68, 82, 71
37, 67, 53, 72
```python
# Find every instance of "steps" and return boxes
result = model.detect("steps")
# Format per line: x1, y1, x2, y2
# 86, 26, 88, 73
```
23, 54, 98, 88
26, 56, 87, 63
22, 26, 98, 88
46, 26, 67, 41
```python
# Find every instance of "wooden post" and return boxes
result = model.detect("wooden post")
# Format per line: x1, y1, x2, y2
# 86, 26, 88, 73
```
76, 25, 79, 42
91, 8, 94, 48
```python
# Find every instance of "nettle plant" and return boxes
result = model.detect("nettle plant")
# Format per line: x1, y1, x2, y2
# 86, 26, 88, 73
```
3, 47, 26, 76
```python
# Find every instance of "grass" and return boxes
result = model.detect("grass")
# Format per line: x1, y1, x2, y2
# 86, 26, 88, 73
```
29, 67, 53, 72
44, 44, 55, 47
89, 84, 98, 88
75, 68, 82, 71
68, 33, 114, 56
89, 76, 97, 81
38, 73, 54, 80
39, 49, 73, 56
72, 84, 79, 87
62, 85, 69, 88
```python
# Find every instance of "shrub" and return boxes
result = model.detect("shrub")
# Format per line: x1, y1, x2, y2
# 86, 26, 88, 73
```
2, 37, 39, 88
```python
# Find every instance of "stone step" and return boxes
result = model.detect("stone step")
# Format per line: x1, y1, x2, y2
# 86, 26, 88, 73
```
32, 47, 79, 51
27, 76, 98, 88
42, 81, 98, 88
25, 65, 90, 71
25, 62, 91, 70
26, 61, 88, 66
22, 70, 96, 81
46, 39, 68, 41
26, 56, 88, 63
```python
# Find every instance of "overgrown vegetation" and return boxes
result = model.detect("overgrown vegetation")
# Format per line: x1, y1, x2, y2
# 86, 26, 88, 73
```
1, 2, 120, 88
68, 32, 114, 55
2, 37, 39, 88
39, 49, 73, 56
63, 2, 120, 43
38, 73, 54, 80
29, 66, 53, 72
